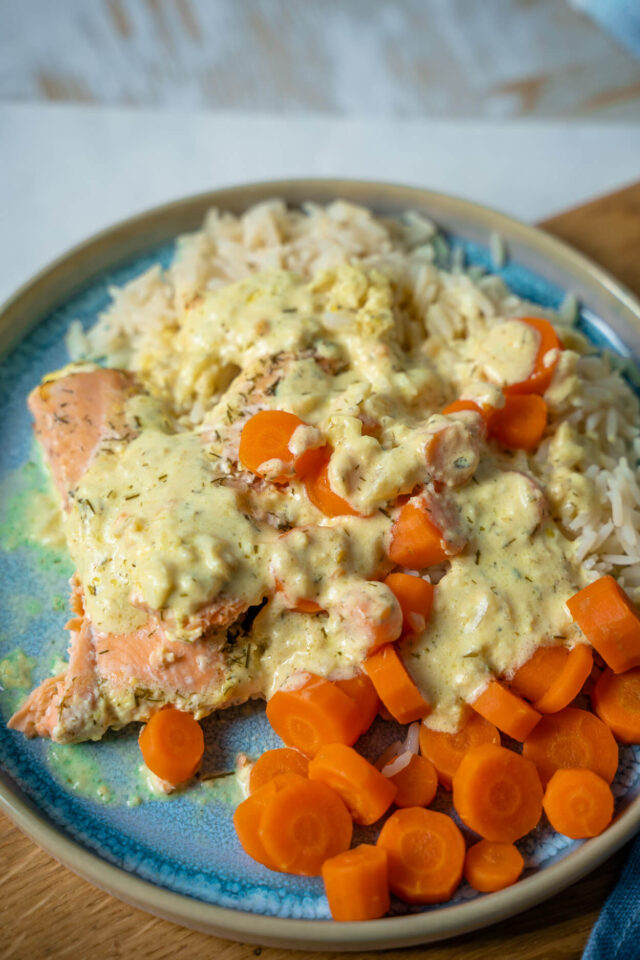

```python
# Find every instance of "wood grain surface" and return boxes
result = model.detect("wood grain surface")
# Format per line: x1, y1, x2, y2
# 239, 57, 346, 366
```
2, 0, 640, 120
2, 181, 640, 960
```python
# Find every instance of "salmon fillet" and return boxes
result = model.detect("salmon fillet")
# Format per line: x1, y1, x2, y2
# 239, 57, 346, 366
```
12, 367, 268, 742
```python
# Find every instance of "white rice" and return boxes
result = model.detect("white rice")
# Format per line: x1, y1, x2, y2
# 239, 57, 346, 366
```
66, 199, 640, 603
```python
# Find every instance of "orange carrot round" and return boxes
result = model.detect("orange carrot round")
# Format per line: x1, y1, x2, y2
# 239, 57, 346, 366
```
591, 668, 640, 743
464, 840, 524, 893
488, 394, 547, 451
265, 675, 362, 758
419, 711, 501, 789
388, 500, 449, 569
364, 644, 431, 724
334, 673, 380, 736
510, 645, 570, 702
258, 777, 352, 876
441, 398, 494, 426
382, 752, 438, 808
303, 449, 359, 517
309, 743, 397, 825
567, 576, 640, 674
384, 572, 435, 636
452, 743, 543, 842
138, 706, 204, 785
503, 316, 563, 396
249, 748, 309, 794
543, 769, 614, 839
322, 844, 390, 921
533, 644, 593, 714
234, 772, 304, 869
522, 706, 619, 787
471, 680, 541, 741
239, 410, 304, 483
377, 807, 465, 904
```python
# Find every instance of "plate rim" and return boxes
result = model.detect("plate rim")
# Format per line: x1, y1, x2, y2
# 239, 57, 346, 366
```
2, 177, 640, 950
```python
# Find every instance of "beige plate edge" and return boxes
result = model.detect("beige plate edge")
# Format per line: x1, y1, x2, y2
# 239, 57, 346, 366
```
2, 178, 640, 950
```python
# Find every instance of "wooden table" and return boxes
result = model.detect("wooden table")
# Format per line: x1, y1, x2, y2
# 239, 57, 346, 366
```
2, 182, 640, 960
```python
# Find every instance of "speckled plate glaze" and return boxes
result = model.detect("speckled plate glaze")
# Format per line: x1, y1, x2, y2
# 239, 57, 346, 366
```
2, 181, 640, 951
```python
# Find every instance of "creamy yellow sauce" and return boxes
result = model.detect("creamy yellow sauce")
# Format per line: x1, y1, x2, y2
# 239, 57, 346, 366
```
53, 263, 589, 729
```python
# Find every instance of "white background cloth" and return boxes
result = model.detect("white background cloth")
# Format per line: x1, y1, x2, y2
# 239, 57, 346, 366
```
1, 103, 639, 305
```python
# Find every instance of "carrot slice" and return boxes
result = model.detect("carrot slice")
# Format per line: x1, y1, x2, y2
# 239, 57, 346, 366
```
488, 394, 547, 451
322, 844, 390, 921
309, 743, 397, 825
471, 681, 541, 741
543, 769, 614, 839
591, 668, 640, 743
510, 645, 570, 702
567, 576, 640, 674
304, 449, 360, 517
258, 777, 352, 876
249, 748, 309, 794
388, 500, 450, 568
463, 840, 524, 893
382, 753, 438, 808
274, 577, 323, 613
344, 582, 403, 654
364, 644, 431, 723
441, 399, 494, 426
503, 317, 563, 396
522, 706, 619, 787
334, 674, 380, 736
533, 644, 593, 714
138, 706, 204, 785
384, 572, 435, 636
377, 807, 465, 904
419, 711, 501, 789
233, 773, 305, 869
239, 410, 304, 483
266, 675, 363, 758
452, 743, 543, 842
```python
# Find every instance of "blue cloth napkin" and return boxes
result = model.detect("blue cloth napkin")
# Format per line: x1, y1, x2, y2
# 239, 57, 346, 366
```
570, 0, 640, 57
583, 833, 640, 958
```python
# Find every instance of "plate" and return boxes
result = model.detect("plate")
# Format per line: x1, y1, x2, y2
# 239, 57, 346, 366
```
2, 180, 640, 950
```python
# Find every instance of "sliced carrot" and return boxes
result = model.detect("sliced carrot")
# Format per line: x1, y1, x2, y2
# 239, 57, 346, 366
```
377, 807, 465, 904
364, 644, 431, 723
463, 840, 524, 893
265, 675, 362, 758
522, 706, 619, 787
274, 577, 323, 614
543, 769, 614, 839
382, 753, 438, 808
322, 844, 390, 921
452, 743, 543, 842
294, 444, 329, 480
384, 572, 435, 636
510, 645, 570, 702
533, 644, 593, 714
471, 681, 541, 741
591, 668, 640, 743
503, 317, 563, 396
441, 398, 494, 426
419, 711, 501, 789
138, 706, 204, 785
488, 394, 547, 451
334, 673, 380, 736
304, 449, 360, 517
249, 748, 309, 794
388, 500, 450, 568
233, 773, 305, 869
309, 743, 397, 825
258, 777, 352, 876
567, 576, 640, 674
239, 410, 304, 483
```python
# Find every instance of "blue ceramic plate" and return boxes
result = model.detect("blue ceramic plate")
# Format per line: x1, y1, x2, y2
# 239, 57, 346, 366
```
2, 181, 640, 950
